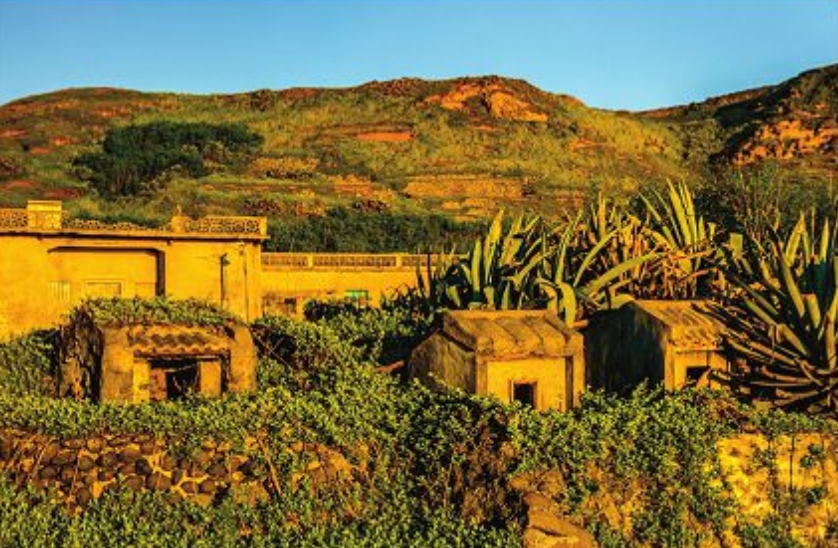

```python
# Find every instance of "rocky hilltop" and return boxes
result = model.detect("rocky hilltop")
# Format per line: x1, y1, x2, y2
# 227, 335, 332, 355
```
0, 65, 835, 222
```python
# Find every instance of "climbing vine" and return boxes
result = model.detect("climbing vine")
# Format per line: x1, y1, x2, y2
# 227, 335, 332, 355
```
0, 309, 835, 547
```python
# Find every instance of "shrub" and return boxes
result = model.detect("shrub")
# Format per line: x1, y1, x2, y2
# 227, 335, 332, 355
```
304, 300, 432, 364
247, 156, 319, 179
0, 331, 56, 396
265, 208, 483, 253
63, 296, 239, 328
73, 121, 263, 197
0, 313, 833, 547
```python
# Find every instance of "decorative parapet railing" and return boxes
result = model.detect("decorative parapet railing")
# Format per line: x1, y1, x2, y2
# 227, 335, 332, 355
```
0, 208, 32, 229
64, 218, 159, 233
262, 252, 443, 270
167, 215, 267, 237
0, 202, 267, 238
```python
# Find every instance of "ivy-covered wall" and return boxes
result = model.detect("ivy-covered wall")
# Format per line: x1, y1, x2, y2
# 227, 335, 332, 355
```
1, 423, 836, 547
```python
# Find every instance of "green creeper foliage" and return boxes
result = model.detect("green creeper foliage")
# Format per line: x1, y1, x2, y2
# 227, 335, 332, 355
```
0, 331, 55, 396
303, 300, 432, 365
0, 312, 834, 546
68, 296, 240, 328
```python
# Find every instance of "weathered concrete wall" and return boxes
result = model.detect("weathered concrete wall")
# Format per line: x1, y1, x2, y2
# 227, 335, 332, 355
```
409, 336, 476, 393
585, 307, 668, 392
586, 302, 729, 393
49, 248, 159, 298
485, 358, 580, 412
165, 240, 262, 322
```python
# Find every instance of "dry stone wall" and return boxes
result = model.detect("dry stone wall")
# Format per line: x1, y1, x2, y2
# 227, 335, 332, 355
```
0, 429, 356, 508
1, 427, 836, 547
509, 432, 838, 548
717, 432, 838, 544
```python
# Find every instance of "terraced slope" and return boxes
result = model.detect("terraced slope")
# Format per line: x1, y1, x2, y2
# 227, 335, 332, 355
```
0, 65, 835, 226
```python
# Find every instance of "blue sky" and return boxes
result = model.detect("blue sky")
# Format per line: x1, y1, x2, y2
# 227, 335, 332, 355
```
0, 1, 835, 110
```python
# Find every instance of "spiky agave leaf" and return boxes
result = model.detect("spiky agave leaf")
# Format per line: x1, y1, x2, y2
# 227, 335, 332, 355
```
641, 180, 718, 297
718, 211, 838, 414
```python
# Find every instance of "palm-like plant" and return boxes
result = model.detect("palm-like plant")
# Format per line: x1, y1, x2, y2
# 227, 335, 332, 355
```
719, 213, 838, 413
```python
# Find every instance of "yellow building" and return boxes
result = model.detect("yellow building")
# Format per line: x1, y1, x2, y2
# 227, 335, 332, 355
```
408, 310, 586, 411
0, 201, 266, 338
261, 252, 432, 315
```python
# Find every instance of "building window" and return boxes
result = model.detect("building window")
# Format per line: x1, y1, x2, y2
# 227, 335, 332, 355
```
512, 381, 537, 408
48, 281, 71, 302
685, 365, 711, 387
84, 280, 123, 298
345, 289, 370, 306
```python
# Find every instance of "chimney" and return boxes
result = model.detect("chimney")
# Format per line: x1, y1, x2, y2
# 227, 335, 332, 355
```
169, 205, 188, 233
26, 200, 63, 230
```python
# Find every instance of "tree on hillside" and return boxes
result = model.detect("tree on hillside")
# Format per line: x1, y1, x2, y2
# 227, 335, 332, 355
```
73, 121, 263, 197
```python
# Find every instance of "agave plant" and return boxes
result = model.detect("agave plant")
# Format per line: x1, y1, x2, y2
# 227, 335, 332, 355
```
441, 211, 546, 310
416, 202, 664, 325
642, 180, 718, 298
581, 193, 666, 299
416, 187, 717, 325
402, 248, 460, 320
537, 206, 659, 325
719, 212, 838, 414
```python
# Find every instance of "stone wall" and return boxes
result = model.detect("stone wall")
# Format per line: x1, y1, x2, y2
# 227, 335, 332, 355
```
717, 432, 838, 544
0, 429, 356, 508
1, 428, 835, 547
508, 432, 838, 548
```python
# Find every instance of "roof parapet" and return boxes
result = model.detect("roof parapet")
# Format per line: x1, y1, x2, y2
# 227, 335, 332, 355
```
0, 200, 267, 239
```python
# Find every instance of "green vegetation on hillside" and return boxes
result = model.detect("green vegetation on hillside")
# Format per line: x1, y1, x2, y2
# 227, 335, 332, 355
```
2, 66, 834, 232
0, 67, 834, 250
266, 207, 485, 252
73, 121, 263, 197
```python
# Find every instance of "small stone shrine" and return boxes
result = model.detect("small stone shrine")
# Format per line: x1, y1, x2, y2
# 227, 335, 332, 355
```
586, 300, 728, 392
58, 302, 257, 403
408, 310, 585, 411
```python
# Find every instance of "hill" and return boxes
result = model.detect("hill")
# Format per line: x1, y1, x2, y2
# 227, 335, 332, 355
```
0, 66, 835, 232
641, 64, 838, 178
